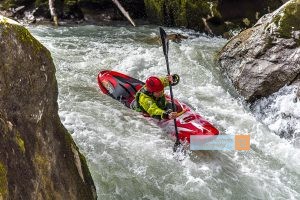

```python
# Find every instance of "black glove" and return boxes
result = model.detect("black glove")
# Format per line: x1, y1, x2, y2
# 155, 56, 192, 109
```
171, 74, 180, 86
162, 109, 172, 119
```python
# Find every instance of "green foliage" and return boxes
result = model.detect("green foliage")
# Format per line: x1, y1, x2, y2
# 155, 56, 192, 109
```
144, 0, 165, 24
144, 0, 219, 28
1, 0, 35, 8
2, 0, 17, 9
78, 0, 112, 6
65, 0, 78, 6
186, 0, 211, 16
210, 2, 221, 19
166, 0, 187, 26
34, 0, 48, 7
186, 0, 211, 29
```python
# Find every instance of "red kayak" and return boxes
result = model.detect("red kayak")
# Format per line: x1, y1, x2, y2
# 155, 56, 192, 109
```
98, 70, 219, 143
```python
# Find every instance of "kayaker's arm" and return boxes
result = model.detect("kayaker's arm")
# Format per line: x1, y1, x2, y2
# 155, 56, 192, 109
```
160, 74, 179, 87
159, 76, 170, 87
139, 93, 169, 120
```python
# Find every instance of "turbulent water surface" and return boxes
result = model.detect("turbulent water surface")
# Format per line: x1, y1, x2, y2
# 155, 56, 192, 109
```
28, 25, 300, 200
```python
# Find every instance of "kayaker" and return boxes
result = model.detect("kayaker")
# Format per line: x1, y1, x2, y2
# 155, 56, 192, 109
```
133, 75, 180, 120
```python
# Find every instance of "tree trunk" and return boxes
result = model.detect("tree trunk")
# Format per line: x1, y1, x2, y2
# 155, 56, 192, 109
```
112, 0, 136, 26
49, 0, 58, 26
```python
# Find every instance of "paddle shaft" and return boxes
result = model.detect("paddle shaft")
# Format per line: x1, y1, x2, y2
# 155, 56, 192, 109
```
159, 27, 180, 147
164, 52, 180, 137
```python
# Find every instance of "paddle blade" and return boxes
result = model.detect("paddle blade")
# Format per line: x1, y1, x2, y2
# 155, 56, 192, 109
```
173, 139, 181, 152
159, 27, 169, 56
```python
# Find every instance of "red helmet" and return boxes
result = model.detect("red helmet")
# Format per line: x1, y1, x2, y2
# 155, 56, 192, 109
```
145, 76, 164, 92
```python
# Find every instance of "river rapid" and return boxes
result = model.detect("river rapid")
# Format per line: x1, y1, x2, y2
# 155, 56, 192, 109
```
28, 24, 300, 200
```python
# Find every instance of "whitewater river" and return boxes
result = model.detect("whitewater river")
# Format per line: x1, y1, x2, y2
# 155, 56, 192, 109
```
28, 24, 300, 200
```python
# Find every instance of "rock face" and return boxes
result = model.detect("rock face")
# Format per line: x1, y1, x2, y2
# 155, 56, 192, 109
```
218, 0, 300, 102
144, 0, 283, 36
0, 16, 97, 199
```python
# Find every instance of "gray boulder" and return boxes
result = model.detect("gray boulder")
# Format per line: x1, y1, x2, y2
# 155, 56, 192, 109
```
218, 0, 300, 102
0, 16, 96, 199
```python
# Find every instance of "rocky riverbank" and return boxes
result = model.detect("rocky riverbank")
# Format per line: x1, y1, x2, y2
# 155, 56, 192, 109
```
218, 0, 300, 138
0, 16, 97, 199
0, 0, 286, 37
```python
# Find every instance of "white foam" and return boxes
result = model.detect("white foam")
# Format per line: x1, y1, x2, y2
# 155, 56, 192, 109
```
27, 25, 300, 199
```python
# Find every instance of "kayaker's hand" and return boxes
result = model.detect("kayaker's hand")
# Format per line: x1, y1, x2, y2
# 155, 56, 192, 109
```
166, 75, 174, 84
166, 74, 180, 86
168, 112, 177, 119
163, 109, 176, 119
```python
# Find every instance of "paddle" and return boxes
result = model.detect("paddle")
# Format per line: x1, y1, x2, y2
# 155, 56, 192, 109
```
159, 27, 182, 152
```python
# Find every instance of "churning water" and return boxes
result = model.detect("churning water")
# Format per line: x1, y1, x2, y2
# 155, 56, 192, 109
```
28, 24, 300, 200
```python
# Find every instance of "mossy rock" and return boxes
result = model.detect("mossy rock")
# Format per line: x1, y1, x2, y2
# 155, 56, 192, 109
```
272, 0, 300, 40
15, 133, 25, 154
0, 19, 49, 58
1, 16, 96, 198
0, 118, 9, 136
144, 0, 216, 29
0, 162, 8, 199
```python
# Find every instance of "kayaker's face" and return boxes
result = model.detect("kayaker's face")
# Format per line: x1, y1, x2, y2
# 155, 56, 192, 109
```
153, 90, 164, 98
